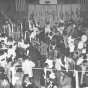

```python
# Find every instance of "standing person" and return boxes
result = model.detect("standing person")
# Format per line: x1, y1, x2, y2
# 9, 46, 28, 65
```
6, 62, 12, 88
22, 58, 35, 88
45, 22, 51, 34
9, 63, 17, 88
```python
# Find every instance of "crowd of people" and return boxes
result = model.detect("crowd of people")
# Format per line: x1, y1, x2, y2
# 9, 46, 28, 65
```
0, 15, 88, 88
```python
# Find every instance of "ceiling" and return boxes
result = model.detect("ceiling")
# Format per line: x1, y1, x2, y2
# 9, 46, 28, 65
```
26, 0, 79, 4
0, 0, 81, 5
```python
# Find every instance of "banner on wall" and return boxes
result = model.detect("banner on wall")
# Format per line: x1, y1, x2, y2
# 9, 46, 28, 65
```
28, 4, 80, 26
15, 0, 26, 11
39, 0, 57, 4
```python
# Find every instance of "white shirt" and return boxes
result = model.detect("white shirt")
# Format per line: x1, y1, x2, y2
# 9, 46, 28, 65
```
3, 37, 8, 44
69, 44, 75, 53
67, 36, 75, 52
81, 35, 87, 43
49, 72, 56, 79
45, 26, 51, 34
30, 31, 37, 42
57, 27, 64, 34
10, 66, 19, 86
77, 56, 84, 65
78, 41, 84, 49
55, 59, 62, 70
68, 36, 74, 44
28, 21, 32, 30
18, 41, 29, 49
7, 41, 14, 46
82, 48, 86, 54
22, 60, 35, 77
0, 60, 7, 68
7, 48, 16, 59
45, 59, 53, 68
0, 53, 7, 67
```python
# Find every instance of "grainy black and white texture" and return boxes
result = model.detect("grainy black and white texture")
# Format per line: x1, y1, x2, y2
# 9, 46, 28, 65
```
0, 0, 88, 88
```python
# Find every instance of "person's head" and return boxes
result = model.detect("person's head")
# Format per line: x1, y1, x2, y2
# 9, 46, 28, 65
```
24, 56, 30, 61
45, 21, 50, 27
81, 34, 87, 43
49, 32, 53, 36
9, 45, 12, 48
18, 58, 23, 62
4, 49, 8, 53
